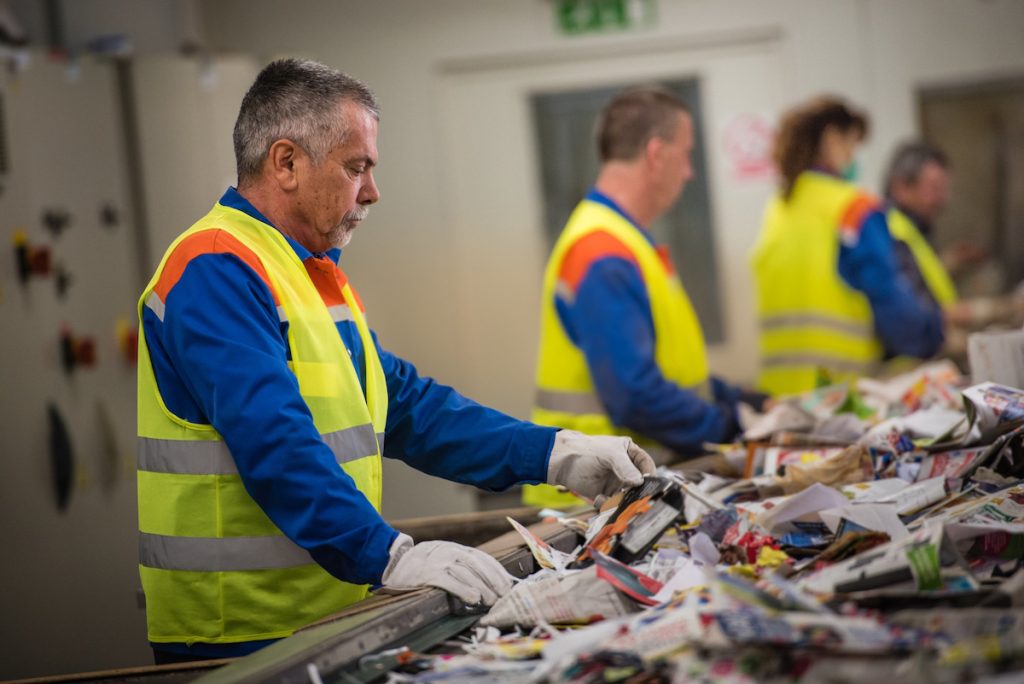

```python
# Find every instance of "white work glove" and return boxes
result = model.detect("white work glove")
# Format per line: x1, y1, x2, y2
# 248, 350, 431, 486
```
546, 430, 656, 501
381, 533, 513, 607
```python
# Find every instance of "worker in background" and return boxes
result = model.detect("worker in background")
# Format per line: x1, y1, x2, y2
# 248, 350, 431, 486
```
526, 86, 765, 508
751, 97, 944, 397
884, 141, 1024, 344
137, 58, 655, 663
883, 141, 959, 311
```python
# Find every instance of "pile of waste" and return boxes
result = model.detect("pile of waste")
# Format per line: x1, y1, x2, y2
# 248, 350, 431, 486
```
386, 363, 1024, 683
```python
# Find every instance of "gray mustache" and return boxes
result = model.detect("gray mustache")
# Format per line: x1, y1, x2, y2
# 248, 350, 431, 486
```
344, 206, 369, 225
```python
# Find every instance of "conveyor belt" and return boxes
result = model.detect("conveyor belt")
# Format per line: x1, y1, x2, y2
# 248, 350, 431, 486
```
191, 518, 581, 684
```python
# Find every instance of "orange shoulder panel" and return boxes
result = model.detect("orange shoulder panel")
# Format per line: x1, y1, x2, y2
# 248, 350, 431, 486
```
838, 191, 881, 238
560, 230, 638, 291
152, 229, 279, 304
306, 260, 366, 312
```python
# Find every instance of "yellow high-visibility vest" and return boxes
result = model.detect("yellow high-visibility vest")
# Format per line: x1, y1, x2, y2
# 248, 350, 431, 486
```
751, 172, 883, 396
526, 198, 710, 507
887, 207, 957, 307
137, 202, 387, 644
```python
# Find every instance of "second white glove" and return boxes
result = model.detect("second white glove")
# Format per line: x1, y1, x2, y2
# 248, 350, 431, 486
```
546, 430, 656, 500
381, 534, 514, 607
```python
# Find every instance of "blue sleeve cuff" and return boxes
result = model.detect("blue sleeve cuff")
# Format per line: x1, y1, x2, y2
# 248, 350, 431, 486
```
310, 523, 399, 585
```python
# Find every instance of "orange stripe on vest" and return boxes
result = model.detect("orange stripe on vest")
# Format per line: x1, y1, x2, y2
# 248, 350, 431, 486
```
303, 257, 364, 311
153, 229, 280, 305
838, 192, 880, 242
559, 229, 639, 292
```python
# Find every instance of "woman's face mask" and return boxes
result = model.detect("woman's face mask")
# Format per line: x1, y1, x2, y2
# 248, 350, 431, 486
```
841, 157, 860, 182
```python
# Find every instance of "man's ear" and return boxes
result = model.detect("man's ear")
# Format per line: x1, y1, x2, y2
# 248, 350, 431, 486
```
267, 139, 300, 191
644, 135, 665, 169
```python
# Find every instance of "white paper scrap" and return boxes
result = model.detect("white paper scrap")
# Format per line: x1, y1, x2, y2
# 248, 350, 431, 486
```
875, 476, 947, 516
652, 559, 709, 603
755, 483, 849, 534
819, 503, 909, 540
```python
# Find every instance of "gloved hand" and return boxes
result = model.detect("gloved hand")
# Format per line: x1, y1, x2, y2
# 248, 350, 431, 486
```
381, 534, 513, 607
546, 430, 656, 501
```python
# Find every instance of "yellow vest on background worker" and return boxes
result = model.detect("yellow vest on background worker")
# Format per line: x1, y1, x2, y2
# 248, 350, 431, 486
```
137, 203, 387, 645
886, 207, 958, 307
526, 198, 710, 507
751, 172, 884, 397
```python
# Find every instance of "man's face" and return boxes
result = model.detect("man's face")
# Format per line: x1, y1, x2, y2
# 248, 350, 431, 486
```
294, 100, 380, 252
894, 160, 950, 223
654, 112, 694, 212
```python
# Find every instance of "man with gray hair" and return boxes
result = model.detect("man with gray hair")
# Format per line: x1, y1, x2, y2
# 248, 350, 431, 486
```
884, 141, 951, 236
137, 58, 654, 663
883, 140, 960, 310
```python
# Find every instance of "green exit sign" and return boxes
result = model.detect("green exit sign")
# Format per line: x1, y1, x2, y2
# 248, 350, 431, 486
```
555, 0, 657, 36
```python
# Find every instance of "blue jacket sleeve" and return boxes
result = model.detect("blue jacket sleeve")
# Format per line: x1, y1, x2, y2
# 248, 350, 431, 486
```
711, 376, 769, 413
148, 253, 397, 585
838, 210, 945, 358
378, 339, 555, 490
562, 258, 740, 453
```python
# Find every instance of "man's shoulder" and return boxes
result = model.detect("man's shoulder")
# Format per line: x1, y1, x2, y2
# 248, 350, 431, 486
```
838, 190, 882, 243
558, 229, 639, 291
153, 228, 275, 301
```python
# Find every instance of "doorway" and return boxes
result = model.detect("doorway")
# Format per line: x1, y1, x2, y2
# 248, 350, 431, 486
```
919, 77, 1024, 297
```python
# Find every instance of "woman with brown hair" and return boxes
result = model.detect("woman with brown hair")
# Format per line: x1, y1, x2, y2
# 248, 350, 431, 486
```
750, 96, 943, 396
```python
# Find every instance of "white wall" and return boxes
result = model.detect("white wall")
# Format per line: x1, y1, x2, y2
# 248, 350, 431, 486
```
132, 54, 258, 268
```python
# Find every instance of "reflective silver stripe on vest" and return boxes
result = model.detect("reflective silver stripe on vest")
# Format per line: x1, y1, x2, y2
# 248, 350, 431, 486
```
139, 532, 315, 572
760, 353, 871, 373
759, 314, 872, 339
138, 438, 238, 475
327, 304, 355, 323
146, 292, 166, 321
322, 423, 381, 462
535, 389, 605, 415
555, 279, 576, 306
537, 380, 711, 415
276, 304, 356, 324
139, 423, 381, 475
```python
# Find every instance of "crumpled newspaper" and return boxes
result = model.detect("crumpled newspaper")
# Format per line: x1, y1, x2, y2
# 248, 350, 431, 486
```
480, 566, 639, 629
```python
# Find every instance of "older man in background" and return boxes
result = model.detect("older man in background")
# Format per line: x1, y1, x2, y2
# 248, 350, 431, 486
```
883, 141, 961, 310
